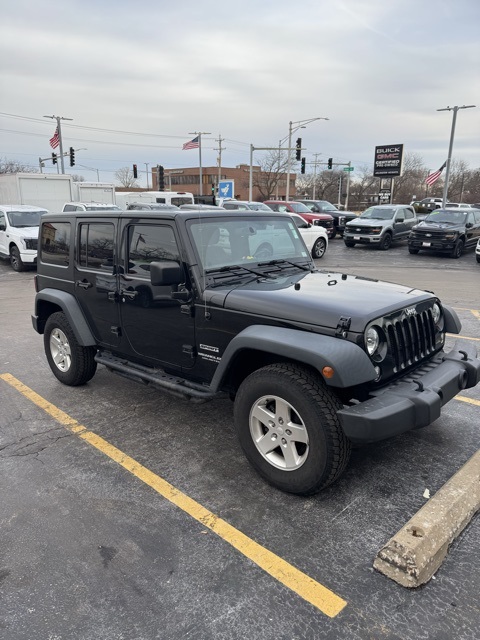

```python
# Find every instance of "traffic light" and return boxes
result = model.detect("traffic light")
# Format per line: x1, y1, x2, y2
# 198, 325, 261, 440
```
69, 147, 75, 167
133, 164, 138, 179
327, 157, 333, 170
158, 165, 165, 190
52, 153, 57, 165
295, 138, 302, 161
301, 157, 306, 174
211, 184, 215, 194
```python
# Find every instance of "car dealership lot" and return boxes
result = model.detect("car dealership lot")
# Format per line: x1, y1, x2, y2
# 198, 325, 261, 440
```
1, 241, 479, 640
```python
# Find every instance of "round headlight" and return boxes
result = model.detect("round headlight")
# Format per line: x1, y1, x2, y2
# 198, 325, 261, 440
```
432, 303, 442, 324
365, 327, 380, 356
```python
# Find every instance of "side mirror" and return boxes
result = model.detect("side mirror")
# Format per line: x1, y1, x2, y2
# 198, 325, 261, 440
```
0, 223, 6, 232
150, 260, 183, 286
466, 222, 473, 229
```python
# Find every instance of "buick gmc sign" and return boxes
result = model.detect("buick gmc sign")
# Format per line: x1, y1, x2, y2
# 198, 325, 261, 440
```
373, 144, 404, 177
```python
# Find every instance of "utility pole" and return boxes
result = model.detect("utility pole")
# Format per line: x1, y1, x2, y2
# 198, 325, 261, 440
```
189, 131, 211, 196
436, 104, 476, 207
214, 134, 225, 186
43, 115, 73, 175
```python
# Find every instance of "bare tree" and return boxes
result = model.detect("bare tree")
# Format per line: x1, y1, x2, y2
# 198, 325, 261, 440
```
250, 151, 291, 201
0, 157, 39, 174
114, 167, 139, 188
70, 174, 85, 182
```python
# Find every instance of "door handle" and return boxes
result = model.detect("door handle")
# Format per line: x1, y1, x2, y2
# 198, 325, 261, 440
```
76, 280, 93, 289
120, 289, 138, 300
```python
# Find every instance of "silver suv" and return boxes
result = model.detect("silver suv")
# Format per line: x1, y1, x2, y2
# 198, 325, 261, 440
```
343, 204, 417, 250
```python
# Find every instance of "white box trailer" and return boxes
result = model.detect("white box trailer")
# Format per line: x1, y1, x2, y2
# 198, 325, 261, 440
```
115, 191, 194, 208
72, 182, 116, 205
0, 173, 73, 212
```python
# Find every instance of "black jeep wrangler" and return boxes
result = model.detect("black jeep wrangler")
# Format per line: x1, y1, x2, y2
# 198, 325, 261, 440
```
32, 210, 480, 495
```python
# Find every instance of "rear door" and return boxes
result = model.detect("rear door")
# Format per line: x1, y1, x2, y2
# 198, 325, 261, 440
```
73, 218, 121, 348
466, 211, 480, 248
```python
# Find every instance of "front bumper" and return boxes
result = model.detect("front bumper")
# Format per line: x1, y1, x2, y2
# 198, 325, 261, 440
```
344, 232, 382, 244
408, 237, 456, 253
338, 340, 480, 443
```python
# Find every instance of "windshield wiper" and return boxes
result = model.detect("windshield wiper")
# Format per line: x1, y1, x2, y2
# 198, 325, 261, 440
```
257, 259, 312, 272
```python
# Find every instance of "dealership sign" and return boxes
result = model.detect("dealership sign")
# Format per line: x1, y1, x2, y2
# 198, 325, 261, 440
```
373, 144, 404, 177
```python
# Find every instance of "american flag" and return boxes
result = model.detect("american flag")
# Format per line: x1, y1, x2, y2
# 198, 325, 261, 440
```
182, 136, 199, 150
425, 161, 447, 186
49, 127, 60, 149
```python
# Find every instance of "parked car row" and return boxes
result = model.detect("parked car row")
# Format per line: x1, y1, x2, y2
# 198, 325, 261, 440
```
343, 204, 480, 260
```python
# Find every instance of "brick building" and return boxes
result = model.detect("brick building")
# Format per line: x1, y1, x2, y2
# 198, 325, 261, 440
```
150, 165, 295, 201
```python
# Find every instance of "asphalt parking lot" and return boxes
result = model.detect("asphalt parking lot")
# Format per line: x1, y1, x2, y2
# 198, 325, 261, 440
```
1, 239, 479, 640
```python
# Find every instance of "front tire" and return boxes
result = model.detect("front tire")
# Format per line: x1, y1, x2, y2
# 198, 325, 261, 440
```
408, 247, 419, 254
312, 237, 327, 259
233, 363, 351, 495
44, 312, 97, 386
379, 233, 392, 250
451, 239, 464, 259
344, 240, 355, 247
10, 245, 25, 272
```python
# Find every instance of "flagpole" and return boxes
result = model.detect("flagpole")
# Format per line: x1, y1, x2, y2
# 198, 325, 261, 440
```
189, 131, 210, 197
436, 104, 476, 207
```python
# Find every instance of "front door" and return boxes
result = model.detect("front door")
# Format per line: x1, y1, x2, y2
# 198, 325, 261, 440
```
118, 221, 195, 370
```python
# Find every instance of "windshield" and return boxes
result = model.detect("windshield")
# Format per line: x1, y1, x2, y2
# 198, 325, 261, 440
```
424, 210, 468, 224
248, 203, 273, 211
360, 207, 394, 220
289, 203, 311, 213
188, 216, 311, 271
7, 210, 46, 227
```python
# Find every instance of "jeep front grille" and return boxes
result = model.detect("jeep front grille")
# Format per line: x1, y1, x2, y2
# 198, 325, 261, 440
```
385, 309, 436, 371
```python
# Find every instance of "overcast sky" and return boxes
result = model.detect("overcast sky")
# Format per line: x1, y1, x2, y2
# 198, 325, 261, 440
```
1, 0, 479, 186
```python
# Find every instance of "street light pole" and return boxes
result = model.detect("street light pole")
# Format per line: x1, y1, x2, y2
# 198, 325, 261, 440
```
144, 163, 150, 189
285, 117, 328, 201
437, 104, 476, 207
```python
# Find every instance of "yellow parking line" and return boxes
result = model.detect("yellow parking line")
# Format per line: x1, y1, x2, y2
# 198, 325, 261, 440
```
0, 373, 347, 618
456, 395, 480, 407
447, 334, 480, 342
471, 310, 480, 321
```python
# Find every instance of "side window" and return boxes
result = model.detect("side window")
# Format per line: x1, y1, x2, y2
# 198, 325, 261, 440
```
396, 209, 405, 222
41, 221, 71, 265
405, 209, 414, 219
0, 212, 5, 229
278, 205, 288, 212
78, 223, 115, 272
127, 225, 181, 276
474, 211, 480, 224
63, 205, 75, 212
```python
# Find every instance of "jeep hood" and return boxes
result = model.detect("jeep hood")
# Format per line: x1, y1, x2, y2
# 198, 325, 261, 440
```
217, 271, 434, 332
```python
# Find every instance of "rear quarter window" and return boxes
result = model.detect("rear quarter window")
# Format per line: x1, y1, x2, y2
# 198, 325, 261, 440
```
40, 221, 71, 266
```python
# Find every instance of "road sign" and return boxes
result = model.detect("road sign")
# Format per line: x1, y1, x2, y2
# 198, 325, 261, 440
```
343, 166, 354, 172
218, 180, 234, 199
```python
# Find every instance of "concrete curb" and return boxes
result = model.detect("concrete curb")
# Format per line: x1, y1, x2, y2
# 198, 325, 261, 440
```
373, 449, 480, 588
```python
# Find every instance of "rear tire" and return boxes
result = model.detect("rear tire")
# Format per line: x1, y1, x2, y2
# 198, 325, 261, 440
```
44, 312, 97, 386
233, 363, 351, 495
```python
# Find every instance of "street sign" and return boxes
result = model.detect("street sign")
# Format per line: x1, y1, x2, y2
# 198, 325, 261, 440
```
218, 180, 234, 199
373, 144, 404, 177
343, 167, 354, 172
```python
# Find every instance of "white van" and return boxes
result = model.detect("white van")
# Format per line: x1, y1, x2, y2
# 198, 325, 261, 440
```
62, 202, 120, 212
0, 205, 48, 271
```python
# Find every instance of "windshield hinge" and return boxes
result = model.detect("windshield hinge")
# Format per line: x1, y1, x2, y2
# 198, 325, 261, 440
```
335, 316, 351, 338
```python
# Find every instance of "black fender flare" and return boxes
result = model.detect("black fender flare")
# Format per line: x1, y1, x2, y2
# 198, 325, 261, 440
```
210, 325, 377, 391
32, 289, 96, 346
